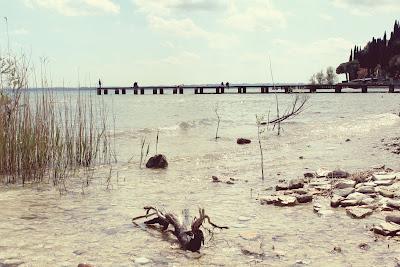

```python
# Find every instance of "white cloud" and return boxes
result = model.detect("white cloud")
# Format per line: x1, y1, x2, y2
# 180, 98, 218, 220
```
332, 0, 400, 15
223, 0, 286, 32
134, 0, 237, 48
133, 0, 226, 14
24, 0, 120, 16
140, 51, 201, 65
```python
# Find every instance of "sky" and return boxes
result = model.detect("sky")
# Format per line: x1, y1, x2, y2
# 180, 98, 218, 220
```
0, 0, 399, 87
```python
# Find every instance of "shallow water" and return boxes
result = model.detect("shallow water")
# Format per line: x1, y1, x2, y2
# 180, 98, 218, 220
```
1, 92, 400, 266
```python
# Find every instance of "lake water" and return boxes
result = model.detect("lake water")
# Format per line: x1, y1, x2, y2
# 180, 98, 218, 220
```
1, 91, 400, 266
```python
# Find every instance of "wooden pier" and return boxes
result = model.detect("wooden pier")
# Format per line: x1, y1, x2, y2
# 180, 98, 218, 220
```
96, 82, 399, 95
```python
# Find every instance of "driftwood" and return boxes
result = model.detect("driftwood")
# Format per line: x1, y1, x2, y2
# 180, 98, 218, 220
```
269, 95, 309, 126
132, 207, 228, 252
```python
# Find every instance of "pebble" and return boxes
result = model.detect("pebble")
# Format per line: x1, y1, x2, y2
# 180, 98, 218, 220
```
295, 194, 313, 203
276, 184, 289, 191
387, 200, 400, 210
330, 195, 344, 208
385, 215, 400, 225
238, 216, 251, 222
134, 257, 151, 265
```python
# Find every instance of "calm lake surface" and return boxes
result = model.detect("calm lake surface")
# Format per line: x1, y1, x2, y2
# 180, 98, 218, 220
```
1, 91, 400, 266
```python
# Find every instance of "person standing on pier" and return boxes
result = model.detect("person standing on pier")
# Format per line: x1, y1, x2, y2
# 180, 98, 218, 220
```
98, 79, 102, 88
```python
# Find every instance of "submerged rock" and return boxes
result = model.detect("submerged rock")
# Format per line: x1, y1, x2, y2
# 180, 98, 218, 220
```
134, 257, 151, 265
346, 207, 373, 219
295, 194, 313, 203
237, 138, 251, 145
386, 215, 400, 225
146, 154, 168, 169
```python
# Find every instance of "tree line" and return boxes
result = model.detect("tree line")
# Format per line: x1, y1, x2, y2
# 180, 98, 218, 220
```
337, 20, 400, 81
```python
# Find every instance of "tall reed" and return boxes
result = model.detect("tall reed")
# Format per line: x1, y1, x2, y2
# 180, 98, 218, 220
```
0, 53, 112, 186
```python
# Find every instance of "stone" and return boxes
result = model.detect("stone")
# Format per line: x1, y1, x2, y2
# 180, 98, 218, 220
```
360, 197, 375, 206
274, 196, 297, 207
304, 172, 315, 178
239, 231, 260, 241
377, 188, 394, 198
212, 176, 221, 183
134, 257, 151, 265
260, 196, 279, 205
374, 180, 394, 186
371, 164, 385, 170
239, 240, 265, 258
292, 189, 308, 195
346, 192, 369, 202
346, 207, 373, 219
145, 154, 168, 169
340, 199, 359, 207
237, 138, 251, 145
385, 215, 400, 225
238, 216, 251, 222
355, 182, 377, 188
371, 222, 400, 236
78, 264, 94, 267
295, 194, 313, 203
372, 173, 396, 181
356, 186, 375, 194
276, 184, 289, 191
226, 180, 235, 185
288, 179, 304, 190
316, 168, 330, 177
334, 188, 355, 198
313, 203, 334, 216
330, 195, 344, 208
387, 200, 400, 210
327, 170, 350, 179
358, 243, 370, 250
335, 180, 356, 189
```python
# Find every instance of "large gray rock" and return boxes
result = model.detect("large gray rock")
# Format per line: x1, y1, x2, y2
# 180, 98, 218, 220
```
295, 194, 313, 203
377, 188, 395, 198
146, 154, 168, 169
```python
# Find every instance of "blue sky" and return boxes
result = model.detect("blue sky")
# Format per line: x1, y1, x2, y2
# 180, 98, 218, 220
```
0, 0, 399, 87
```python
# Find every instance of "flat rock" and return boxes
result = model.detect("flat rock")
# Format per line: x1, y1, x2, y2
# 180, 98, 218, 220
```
335, 180, 356, 189
372, 173, 396, 181
360, 197, 375, 206
387, 199, 400, 210
355, 182, 377, 188
316, 168, 330, 177
327, 170, 350, 178
377, 188, 395, 198
274, 196, 297, 207
134, 257, 151, 265
346, 207, 373, 219
288, 179, 304, 190
334, 188, 354, 198
239, 231, 260, 241
372, 222, 400, 236
331, 195, 344, 208
276, 184, 289, 191
238, 216, 251, 222
386, 215, 400, 225
260, 196, 278, 205
356, 186, 375, 194
374, 180, 394, 186
295, 194, 313, 203
340, 199, 359, 207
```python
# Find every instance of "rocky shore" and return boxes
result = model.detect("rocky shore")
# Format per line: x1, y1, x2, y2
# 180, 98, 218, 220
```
259, 165, 400, 238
